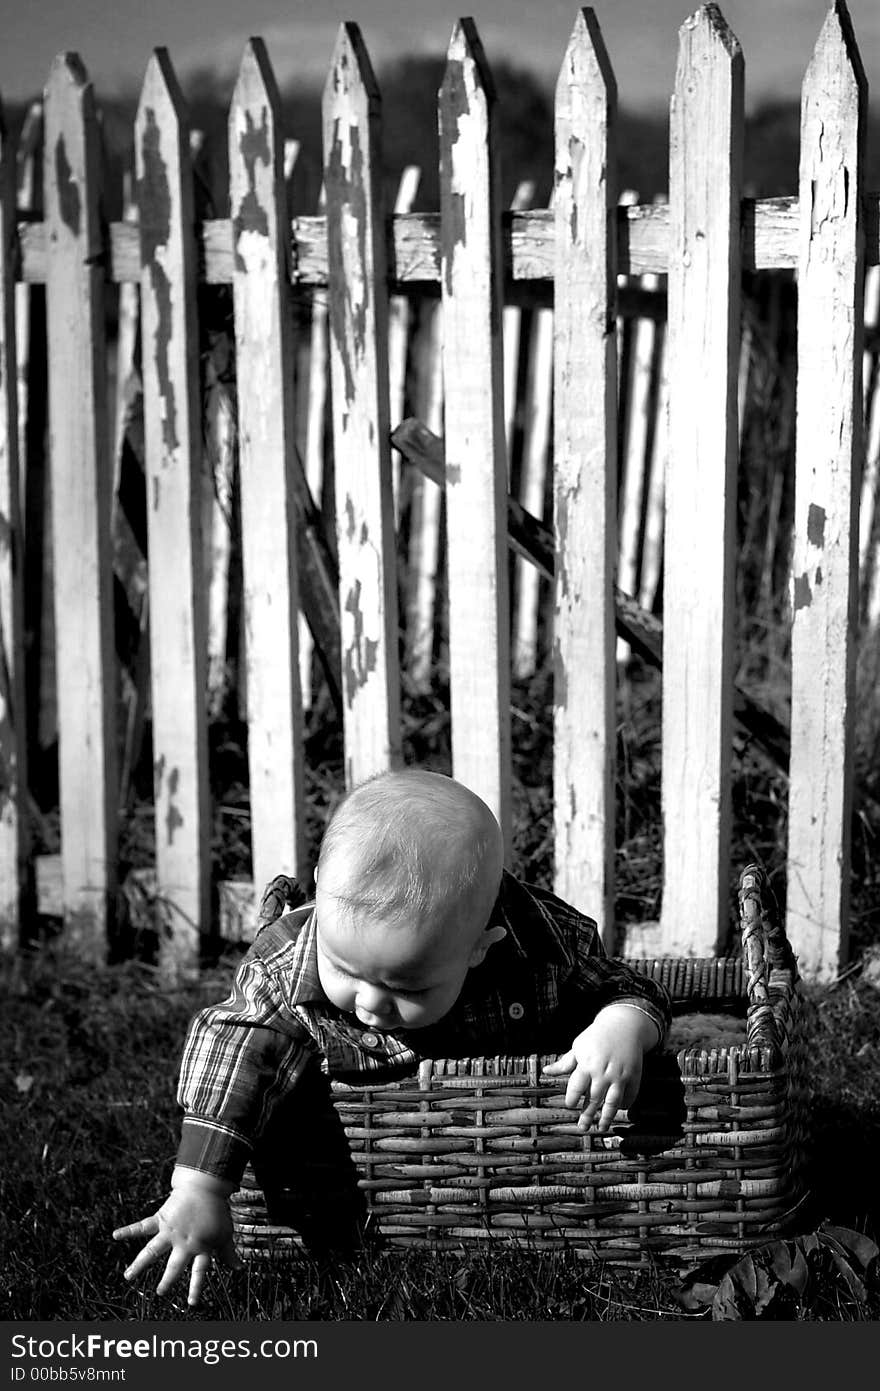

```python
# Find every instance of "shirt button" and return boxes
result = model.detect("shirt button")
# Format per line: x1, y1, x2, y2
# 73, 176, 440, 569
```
361, 1031, 380, 1049
508, 1002, 525, 1021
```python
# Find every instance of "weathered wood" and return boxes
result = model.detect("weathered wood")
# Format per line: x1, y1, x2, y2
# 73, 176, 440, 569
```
203, 360, 235, 719
388, 164, 421, 517
660, 7, 743, 956
553, 9, 617, 937
512, 299, 552, 678
14, 100, 40, 507
299, 183, 327, 712
440, 19, 511, 845
323, 23, 401, 789
229, 40, 307, 896
617, 268, 662, 664
0, 98, 29, 946
135, 50, 210, 979
392, 416, 792, 774
406, 301, 444, 688
19, 194, 880, 291
638, 325, 667, 616
787, 2, 865, 981
858, 262, 880, 620
43, 55, 118, 954
503, 179, 536, 459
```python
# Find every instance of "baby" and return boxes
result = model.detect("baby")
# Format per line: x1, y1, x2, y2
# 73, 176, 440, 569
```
113, 769, 670, 1305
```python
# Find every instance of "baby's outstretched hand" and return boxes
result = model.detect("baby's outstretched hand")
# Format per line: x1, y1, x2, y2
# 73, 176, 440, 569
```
112, 1168, 240, 1307
542, 1003, 659, 1133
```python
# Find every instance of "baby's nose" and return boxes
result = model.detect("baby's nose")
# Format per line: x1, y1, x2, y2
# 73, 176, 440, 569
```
355, 984, 395, 1021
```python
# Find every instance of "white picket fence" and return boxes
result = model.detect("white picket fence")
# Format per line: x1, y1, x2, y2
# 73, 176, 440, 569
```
1, 3, 879, 986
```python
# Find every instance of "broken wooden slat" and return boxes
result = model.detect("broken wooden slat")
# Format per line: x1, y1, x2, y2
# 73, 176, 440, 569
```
661, 7, 743, 956
229, 38, 307, 895
323, 23, 401, 789
787, 2, 866, 981
553, 9, 617, 937
44, 55, 118, 955
135, 50, 210, 980
0, 95, 29, 946
439, 19, 511, 845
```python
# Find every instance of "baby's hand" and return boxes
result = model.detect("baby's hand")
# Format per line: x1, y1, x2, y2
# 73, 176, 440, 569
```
542, 1003, 659, 1133
112, 1167, 240, 1307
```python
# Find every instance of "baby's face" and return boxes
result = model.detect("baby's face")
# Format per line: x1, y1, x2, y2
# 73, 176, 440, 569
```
315, 904, 486, 1032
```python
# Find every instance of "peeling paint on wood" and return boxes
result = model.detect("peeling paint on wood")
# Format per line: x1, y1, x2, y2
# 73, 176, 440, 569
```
552, 9, 617, 937
43, 52, 118, 953
53, 137, 80, 237
787, 1, 865, 981
323, 23, 401, 787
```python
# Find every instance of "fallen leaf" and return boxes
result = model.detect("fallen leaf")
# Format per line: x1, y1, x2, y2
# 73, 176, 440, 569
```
14, 1072, 34, 1094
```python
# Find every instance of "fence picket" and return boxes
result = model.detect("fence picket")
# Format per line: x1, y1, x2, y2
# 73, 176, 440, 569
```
617, 267, 662, 663
14, 101, 40, 506
135, 51, 210, 978
504, 179, 536, 461
660, 8, 743, 955
389, 164, 421, 520
858, 262, 880, 618
512, 299, 552, 678
43, 55, 118, 953
0, 98, 28, 945
439, 19, 511, 844
787, 2, 865, 980
406, 300, 444, 687
229, 38, 306, 896
299, 182, 327, 712
323, 23, 401, 789
553, 9, 617, 935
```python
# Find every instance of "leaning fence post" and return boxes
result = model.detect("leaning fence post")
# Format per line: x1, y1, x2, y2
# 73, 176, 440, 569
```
661, 6, 743, 955
229, 39, 307, 897
787, 1, 865, 981
135, 51, 210, 980
44, 55, 118, 956
0, 96, 29, 947
439, 19, 512, 846
323, 23, 402, 790
553, 9, 617, 938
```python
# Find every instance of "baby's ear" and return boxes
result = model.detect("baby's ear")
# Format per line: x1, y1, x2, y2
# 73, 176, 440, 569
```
469, 923, 506, 967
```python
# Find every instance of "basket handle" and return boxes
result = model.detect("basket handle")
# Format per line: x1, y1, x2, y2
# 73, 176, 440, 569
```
256, 874, 309, 933
738, 863, 796, 1055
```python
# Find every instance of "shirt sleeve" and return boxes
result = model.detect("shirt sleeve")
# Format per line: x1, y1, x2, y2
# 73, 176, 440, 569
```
175, 953, 318, 1184
542, 891, 672, 1046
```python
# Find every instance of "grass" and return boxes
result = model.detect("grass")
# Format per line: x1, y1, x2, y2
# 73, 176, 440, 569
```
3, 621, 880, 1323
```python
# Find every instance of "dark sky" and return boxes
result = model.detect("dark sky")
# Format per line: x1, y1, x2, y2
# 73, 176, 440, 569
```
2, 0, 876, 112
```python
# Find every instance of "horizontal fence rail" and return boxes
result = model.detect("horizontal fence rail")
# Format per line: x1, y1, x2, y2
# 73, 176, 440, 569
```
0, 3, 878, 983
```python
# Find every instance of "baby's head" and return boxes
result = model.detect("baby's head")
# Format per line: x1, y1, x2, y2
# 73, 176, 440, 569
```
314, 769, 506, 1031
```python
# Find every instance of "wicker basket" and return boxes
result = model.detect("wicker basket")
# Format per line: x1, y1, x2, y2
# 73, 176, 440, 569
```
230, 864, 809, 1265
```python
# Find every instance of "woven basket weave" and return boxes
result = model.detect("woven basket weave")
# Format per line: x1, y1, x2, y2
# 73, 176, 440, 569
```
230, 864, 809, 1265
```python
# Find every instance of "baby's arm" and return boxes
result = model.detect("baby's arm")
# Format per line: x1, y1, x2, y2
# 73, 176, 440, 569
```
112, 1166, 239, 1307
542, 1003, 661, 1133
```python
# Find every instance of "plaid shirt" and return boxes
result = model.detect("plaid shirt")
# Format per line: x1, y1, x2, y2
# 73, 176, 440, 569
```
176, 871, 672, 1182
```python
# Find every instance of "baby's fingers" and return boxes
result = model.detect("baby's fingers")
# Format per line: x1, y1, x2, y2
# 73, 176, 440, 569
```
123, 1232, 170, 1284
112, 1214, 160, 1243
186, 1253, 213, 1308
580, 1081, 625, 1133
541, 1050, 575, 1077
